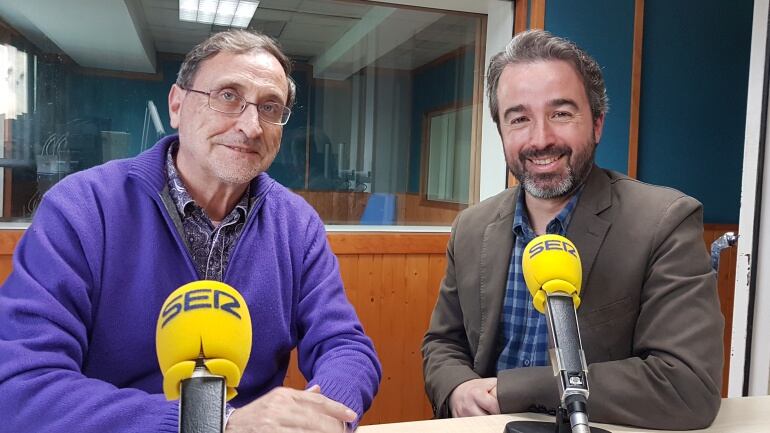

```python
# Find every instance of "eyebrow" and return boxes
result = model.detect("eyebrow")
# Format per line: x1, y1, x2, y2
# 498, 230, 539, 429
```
548, 98, 579, 110
206, 79, 242, 93
212, 80, 285, 102
502, 98, 580, 118
502, 104, 527, 119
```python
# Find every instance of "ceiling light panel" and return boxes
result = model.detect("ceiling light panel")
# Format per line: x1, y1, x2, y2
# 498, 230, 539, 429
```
179, 1, 259, 28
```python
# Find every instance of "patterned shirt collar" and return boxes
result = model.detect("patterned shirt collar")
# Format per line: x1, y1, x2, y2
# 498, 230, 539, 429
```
165, 141, 250, 219
512, 184, 584, 240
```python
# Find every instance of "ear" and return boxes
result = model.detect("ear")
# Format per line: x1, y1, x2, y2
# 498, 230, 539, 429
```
168, 84, 184, 130
592, 113, 605, 144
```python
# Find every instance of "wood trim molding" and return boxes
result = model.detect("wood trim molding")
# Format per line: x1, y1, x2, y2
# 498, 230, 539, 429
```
419, 101, 474, 209
327, 233, 449, 255
507, 169, 517, 189
514, 0, 529, 34
628, 0, 645, 178
530, 0, 546, 30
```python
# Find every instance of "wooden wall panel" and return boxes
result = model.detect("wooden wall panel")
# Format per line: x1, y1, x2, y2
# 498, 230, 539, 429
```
0, 230, 22, 282
285, 238, 447, 425
0, 224, 740, 421
627, 0, 645, 178
530, 0, 546, 29
514, 0, 528, 35
283, 240, 446, 425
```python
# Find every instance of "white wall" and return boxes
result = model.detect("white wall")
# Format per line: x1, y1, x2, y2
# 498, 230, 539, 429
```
732, 0, 770, 397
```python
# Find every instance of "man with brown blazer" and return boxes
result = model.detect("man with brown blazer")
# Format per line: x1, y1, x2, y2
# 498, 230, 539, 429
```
421, 30, 723, 430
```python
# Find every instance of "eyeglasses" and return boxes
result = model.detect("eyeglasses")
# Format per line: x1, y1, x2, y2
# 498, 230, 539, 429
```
181, 87, 292, 126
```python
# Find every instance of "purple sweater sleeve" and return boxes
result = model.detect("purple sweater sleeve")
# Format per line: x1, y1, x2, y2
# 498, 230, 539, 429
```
295, 216, 382, 426
0, 191, 178, 432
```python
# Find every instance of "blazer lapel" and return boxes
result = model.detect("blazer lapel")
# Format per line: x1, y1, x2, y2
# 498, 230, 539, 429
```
475, 188, 517, 375
568, 167, 613, 294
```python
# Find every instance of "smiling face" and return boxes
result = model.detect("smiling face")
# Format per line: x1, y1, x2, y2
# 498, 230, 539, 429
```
168, 50, 288, 189
496, 60, 604, 199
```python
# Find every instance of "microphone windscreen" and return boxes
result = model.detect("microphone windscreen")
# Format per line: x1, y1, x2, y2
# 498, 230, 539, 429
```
156, 280, 252, 400
522, 234, 582, 314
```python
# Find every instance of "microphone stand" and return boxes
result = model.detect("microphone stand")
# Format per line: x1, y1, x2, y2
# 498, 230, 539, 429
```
505, 294, 611, 433
505, 413, 610, 433
179, 358, 227, 433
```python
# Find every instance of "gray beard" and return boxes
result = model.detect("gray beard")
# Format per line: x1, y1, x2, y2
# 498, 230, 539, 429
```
520, 168, 576, 199
511, 138, 596, 199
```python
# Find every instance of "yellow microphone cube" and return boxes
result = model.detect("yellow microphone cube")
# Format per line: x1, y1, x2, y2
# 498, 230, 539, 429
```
156, 281, 252, 400
522, 234, 582, 314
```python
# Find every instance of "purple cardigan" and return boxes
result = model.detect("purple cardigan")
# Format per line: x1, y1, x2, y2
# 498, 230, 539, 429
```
0, 135, 381, 432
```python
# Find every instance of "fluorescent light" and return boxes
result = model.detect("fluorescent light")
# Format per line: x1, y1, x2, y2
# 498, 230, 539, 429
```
214, 0, 238, 26
197, 0, 218, 24
179, 0, 197, 21
179, 0, 259, 28
235, 1, 259, 18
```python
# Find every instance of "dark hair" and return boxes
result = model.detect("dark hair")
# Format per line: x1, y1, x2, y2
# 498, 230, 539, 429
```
176, 29, 296, 108
487, 29, 608, 125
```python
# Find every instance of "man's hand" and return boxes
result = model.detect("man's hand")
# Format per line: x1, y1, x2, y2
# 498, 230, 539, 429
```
448, 378, 500, 417
225, 385, 356, 432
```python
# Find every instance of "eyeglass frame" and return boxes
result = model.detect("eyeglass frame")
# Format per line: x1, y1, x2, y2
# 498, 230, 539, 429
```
179, 86, 292, 126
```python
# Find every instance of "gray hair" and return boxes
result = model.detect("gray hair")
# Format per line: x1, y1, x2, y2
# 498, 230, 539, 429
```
176, 29, 296, 109
487, 29, 608, 125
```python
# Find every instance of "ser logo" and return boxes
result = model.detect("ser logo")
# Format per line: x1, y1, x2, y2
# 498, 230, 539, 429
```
161, 288, 241, 327
528, 239, 577, 259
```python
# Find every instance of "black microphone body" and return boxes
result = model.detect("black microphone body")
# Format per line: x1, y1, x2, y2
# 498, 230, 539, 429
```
507, 293, 609, 433
544, 294, 590, 433
179, 360, 227, 433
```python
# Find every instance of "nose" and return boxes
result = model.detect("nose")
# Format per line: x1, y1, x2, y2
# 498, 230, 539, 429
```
530, 117, 556, 149
235, 103, 264, 139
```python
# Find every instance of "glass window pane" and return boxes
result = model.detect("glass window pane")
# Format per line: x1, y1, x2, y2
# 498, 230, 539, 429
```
426, 105, 472, 204
0, 1, 484, 226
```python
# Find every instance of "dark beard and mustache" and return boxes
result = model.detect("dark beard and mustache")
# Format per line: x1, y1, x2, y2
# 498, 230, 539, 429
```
508, 139, 596, 199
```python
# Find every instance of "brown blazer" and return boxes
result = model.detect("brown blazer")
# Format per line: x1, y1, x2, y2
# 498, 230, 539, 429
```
421, 167, 723, 429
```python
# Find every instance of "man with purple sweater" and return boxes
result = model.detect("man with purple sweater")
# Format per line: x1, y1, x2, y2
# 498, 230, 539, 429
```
0, 30, 381, 432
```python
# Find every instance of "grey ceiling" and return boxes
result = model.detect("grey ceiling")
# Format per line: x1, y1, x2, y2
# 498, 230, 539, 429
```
0, 0, 478, 78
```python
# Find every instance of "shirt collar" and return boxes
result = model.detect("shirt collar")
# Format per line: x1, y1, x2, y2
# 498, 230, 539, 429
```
165, 141, 250, 218
513, 184, 584, 241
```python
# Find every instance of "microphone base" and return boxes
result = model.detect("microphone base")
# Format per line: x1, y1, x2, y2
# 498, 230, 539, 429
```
504, 421, 612, 433
505, 407, 611, 433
